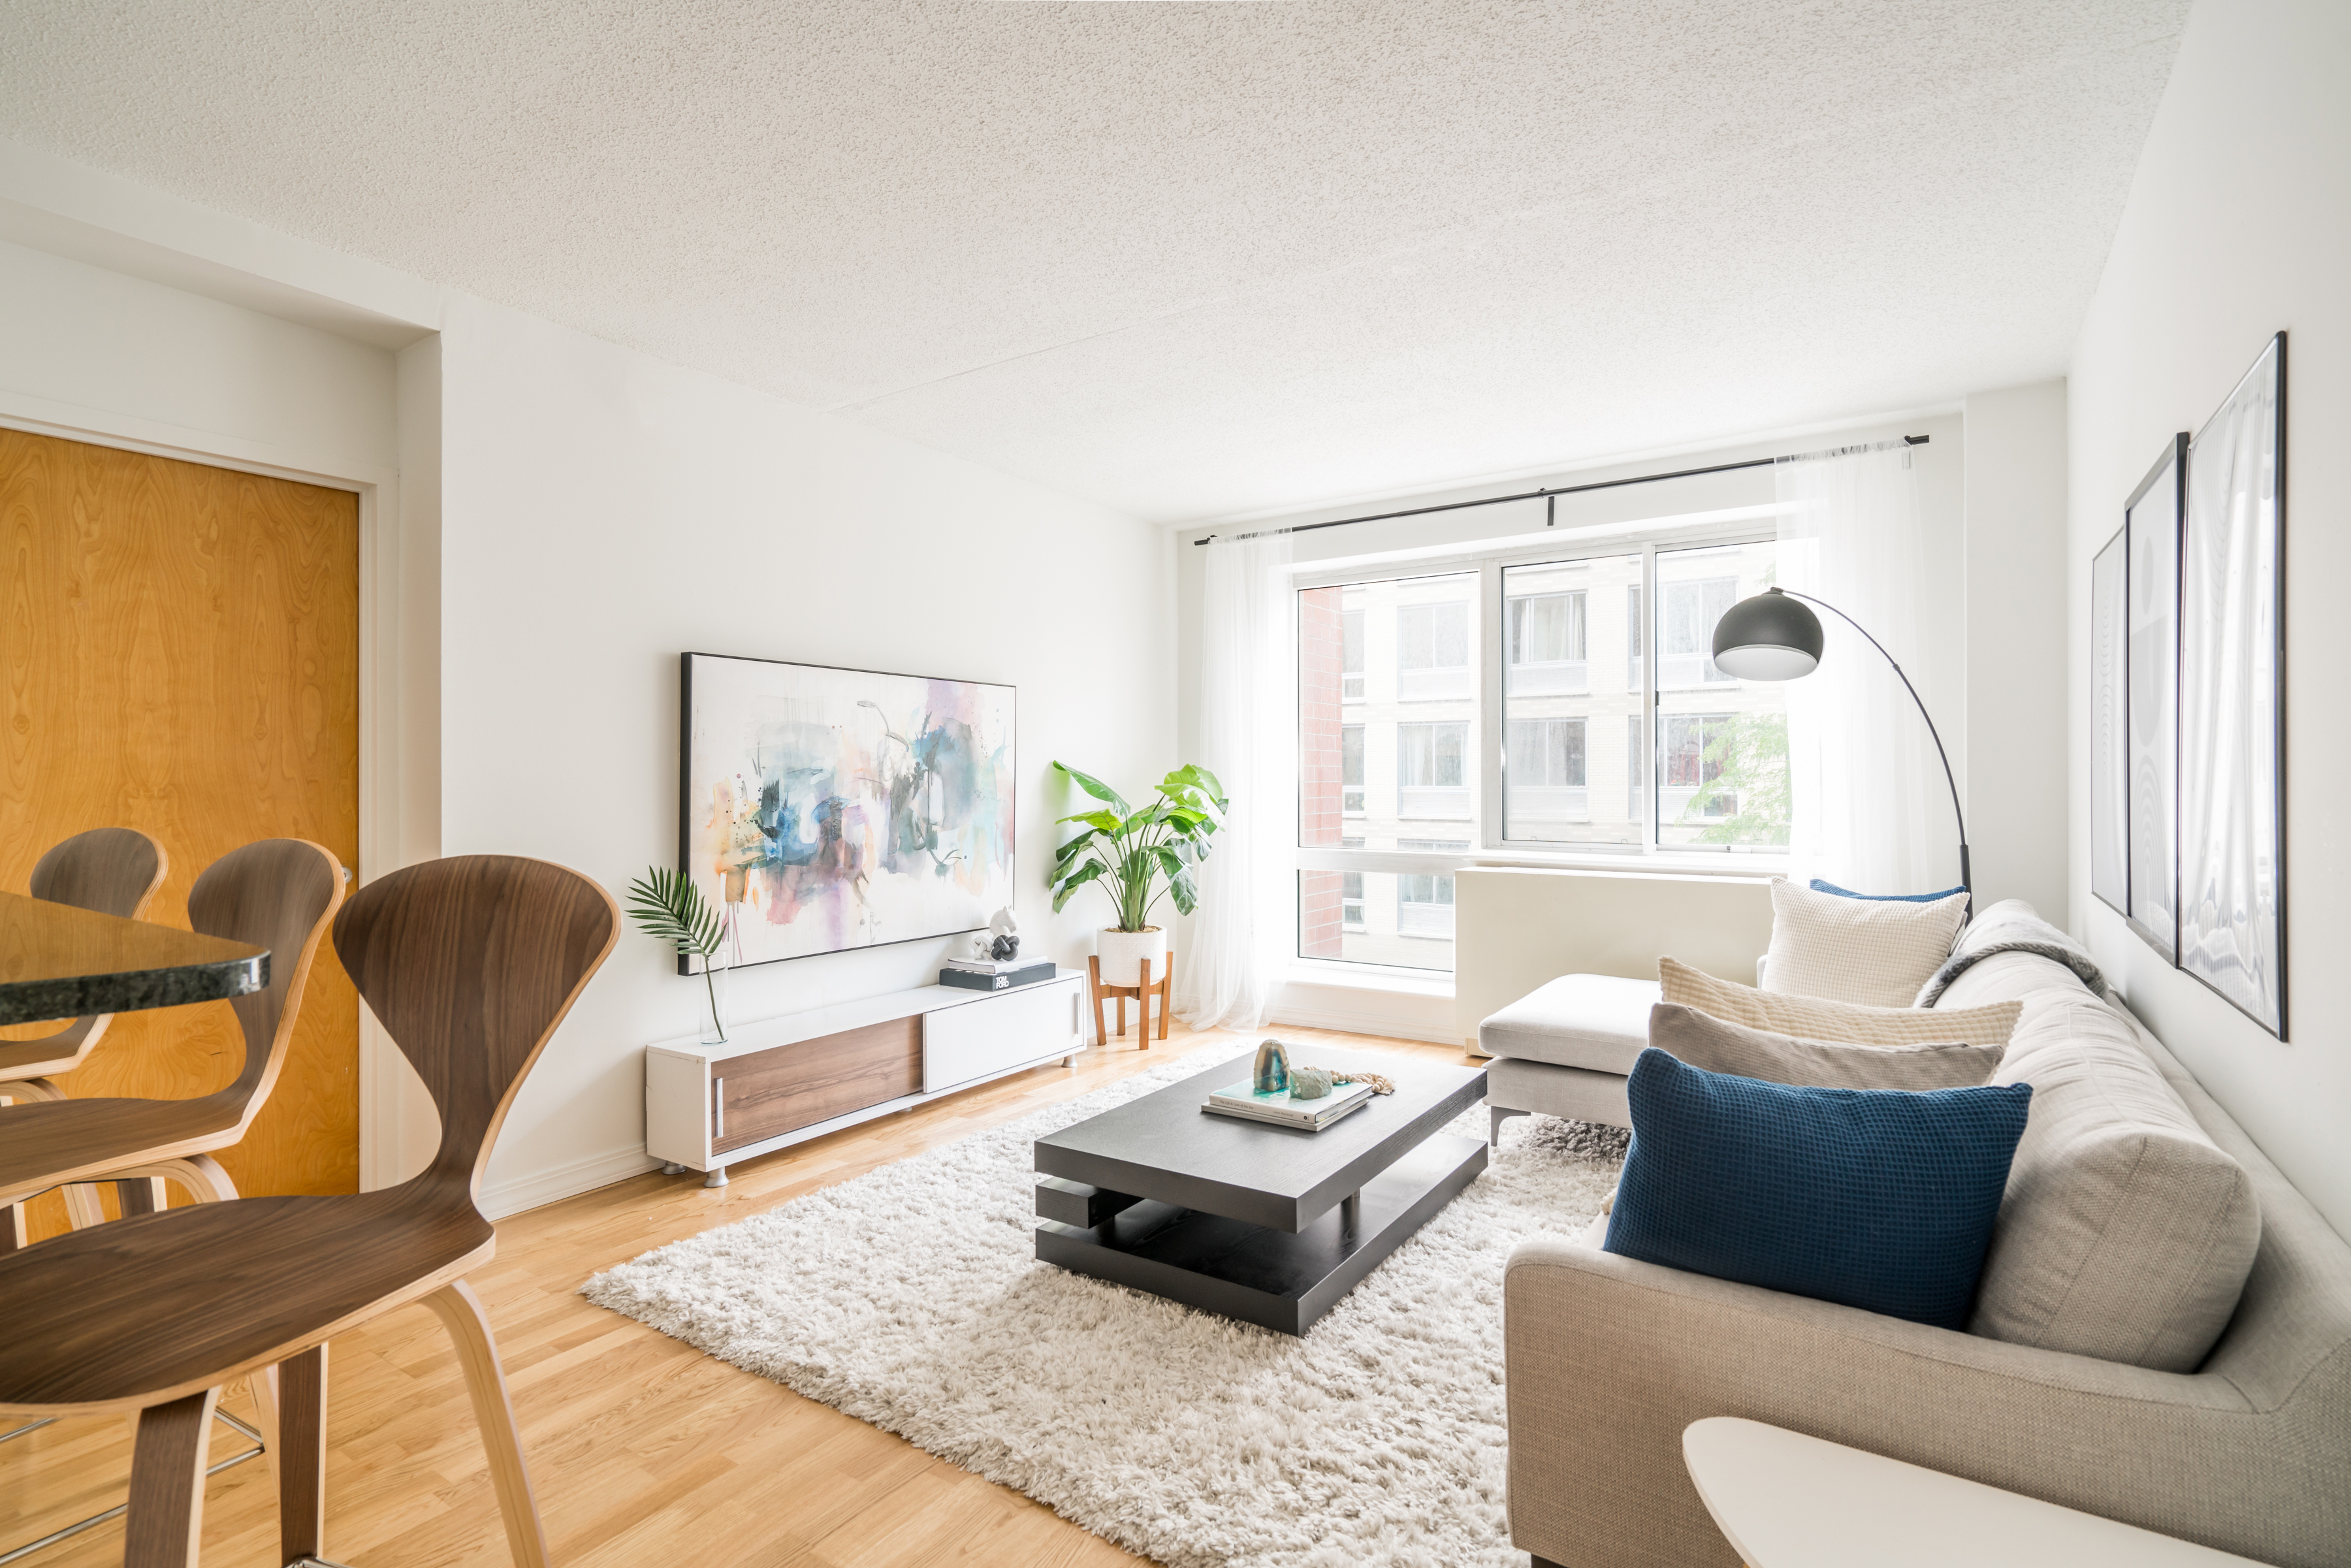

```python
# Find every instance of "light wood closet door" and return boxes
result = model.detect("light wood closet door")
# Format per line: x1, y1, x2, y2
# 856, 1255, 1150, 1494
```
0, 428, 360, 1239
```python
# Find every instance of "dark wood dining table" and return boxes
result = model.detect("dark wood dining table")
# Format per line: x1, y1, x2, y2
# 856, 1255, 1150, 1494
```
0, 889, 267, 1027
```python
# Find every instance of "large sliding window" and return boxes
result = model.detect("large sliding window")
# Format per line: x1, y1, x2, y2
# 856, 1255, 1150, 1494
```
1505, 553, 1640, 844
1652, 542, 1787, 850
1298, 573, 1479, 972
1298, 533, 1789, 975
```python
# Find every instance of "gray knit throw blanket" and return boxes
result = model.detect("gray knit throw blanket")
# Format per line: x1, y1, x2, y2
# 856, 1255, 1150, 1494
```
1914, 897, 2106, 1007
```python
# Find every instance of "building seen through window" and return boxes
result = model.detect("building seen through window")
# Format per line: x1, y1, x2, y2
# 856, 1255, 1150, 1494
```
1297, 540, 1788, 974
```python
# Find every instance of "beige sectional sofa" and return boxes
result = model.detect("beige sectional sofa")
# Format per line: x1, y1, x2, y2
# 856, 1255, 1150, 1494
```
1503, 944, 2351, 1568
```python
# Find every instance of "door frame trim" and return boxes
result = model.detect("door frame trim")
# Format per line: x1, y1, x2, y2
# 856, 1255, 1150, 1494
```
0, 386, 429, 1194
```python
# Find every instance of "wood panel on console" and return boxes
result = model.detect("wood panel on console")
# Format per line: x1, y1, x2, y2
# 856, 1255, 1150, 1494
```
714, 1018, 921, 1153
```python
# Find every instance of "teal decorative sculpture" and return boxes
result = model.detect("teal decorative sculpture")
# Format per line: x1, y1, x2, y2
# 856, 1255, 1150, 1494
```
1253, 1038, 1290, 1094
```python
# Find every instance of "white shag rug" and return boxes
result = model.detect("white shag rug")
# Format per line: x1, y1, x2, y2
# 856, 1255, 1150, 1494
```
582, 1050, 1625, 1568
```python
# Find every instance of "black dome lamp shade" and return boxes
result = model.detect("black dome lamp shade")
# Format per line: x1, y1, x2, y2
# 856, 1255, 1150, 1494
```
1709, 586, 1972, 904
1710, 588, 1825, 680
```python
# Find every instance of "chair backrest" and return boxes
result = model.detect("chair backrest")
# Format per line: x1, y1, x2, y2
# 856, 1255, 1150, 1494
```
185, 839, 347, 1115
29, 827, 168, 918
330, 856, 616, 1199
11, 827, 170, 1068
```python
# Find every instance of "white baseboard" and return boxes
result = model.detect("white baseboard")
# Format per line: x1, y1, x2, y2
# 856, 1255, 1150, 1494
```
1266, 1001, 1463, 1048
479, 1143, 664, 1221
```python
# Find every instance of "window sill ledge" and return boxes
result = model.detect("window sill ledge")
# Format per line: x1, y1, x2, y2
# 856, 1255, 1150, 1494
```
1284, 961, 1455, 999
1469, 849, 1788, 878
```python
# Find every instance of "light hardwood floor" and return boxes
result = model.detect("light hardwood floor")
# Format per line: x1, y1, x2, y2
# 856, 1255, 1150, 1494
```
3, 1020, 1478, 1567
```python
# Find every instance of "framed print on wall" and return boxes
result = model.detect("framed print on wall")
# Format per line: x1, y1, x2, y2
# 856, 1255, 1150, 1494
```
679, 651, 1017, 969
2179, 332, 2287, 1037
2123, 434, 2186, 963
2089, 526, 2129, 916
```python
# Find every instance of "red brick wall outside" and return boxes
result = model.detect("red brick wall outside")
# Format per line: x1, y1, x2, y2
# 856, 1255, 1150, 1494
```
1298, 586, 1345, 958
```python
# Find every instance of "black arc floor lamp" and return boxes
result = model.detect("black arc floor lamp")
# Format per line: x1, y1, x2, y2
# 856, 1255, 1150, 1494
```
1709, 586, 1971, 902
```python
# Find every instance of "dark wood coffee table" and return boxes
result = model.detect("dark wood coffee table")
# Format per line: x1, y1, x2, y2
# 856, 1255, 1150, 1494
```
1032, 1048, 1487, 1334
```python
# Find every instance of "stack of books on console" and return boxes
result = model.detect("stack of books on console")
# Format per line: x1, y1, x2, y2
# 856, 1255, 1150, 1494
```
1201, 1077, 1375, 1132
938, 956, 1057, 992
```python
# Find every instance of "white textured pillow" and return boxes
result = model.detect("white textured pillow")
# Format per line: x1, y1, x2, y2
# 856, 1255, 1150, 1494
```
1969, 994, 2260, 1371
1761, 878, 1968, 1008
1661, 957, 2021, 1048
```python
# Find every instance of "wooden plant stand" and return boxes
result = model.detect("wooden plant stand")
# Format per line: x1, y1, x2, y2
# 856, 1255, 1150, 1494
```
1088, 950, 1173, 1048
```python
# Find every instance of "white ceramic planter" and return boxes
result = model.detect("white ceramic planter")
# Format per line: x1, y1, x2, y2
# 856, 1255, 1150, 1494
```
1096, 925, 1167, 987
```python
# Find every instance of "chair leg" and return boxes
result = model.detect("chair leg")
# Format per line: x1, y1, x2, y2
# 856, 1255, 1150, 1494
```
118, 1176, 168, 1215
248, 1362, 281, 1486
277, 1347, 327, 1565
61, 1184, 107, 1230
4, 1083, 71, 1243
109, 1157, 240, 1206
124, 1388, 219, 1568
424, 1280, 550, 1568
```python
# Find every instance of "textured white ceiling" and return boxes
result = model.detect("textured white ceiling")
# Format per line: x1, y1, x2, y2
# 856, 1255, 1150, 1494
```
0, 1, 2186, 522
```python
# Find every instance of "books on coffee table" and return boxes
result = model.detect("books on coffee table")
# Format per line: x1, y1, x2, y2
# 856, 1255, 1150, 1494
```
1202, 1077, 1374, 1132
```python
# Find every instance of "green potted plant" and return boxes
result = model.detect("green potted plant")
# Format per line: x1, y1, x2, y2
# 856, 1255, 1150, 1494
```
1049, 761, 1226, 987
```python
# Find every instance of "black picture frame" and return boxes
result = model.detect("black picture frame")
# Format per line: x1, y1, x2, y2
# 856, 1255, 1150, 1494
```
2089, 523, 2129, 918
677, 650, 1019, 972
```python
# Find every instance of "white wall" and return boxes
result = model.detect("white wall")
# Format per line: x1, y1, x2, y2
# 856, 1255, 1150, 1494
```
2068, 0, 2350, 1237
0, 147, 1174, 1216
0, 235, 396, 476
430, 293, 1173, 1211
1964, 380, 2071, 919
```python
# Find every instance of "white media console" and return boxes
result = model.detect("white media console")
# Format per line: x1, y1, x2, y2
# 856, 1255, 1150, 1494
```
645, 968, 1087, 1186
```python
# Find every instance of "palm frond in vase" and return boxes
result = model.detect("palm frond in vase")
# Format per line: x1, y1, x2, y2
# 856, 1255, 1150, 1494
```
626, 866, 730, 1042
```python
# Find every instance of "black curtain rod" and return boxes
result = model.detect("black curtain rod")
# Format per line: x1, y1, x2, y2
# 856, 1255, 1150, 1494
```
1191, 434, 1929, 545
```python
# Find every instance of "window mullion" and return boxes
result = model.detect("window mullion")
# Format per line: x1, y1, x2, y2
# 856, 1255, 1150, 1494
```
1641, 540, 1659, 853
1479, 556, 1505, 853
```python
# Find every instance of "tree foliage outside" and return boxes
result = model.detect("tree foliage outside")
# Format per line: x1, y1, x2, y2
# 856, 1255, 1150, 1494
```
1682, 712, 1792, 847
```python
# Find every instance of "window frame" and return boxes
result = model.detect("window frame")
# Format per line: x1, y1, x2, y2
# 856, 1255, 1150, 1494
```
1291, 518, 1787, 882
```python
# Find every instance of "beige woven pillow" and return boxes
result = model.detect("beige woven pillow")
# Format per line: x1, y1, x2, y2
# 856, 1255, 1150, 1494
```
1660, 957, 2021, 1048
1760, 878, 1969, 1006
1971, 993, 2260, 1371
1649, 1003, 2004, 1090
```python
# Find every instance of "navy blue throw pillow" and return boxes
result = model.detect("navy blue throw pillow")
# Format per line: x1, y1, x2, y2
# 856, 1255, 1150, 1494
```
1810, 876, 1968, 904
1603, 1048, 2032, 1329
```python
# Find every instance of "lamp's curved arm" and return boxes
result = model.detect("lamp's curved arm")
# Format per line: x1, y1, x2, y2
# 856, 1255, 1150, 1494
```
1774, 588, 1972, 900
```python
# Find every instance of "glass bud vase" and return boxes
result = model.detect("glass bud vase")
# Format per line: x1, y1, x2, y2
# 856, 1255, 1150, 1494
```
697, 955, 732, 1046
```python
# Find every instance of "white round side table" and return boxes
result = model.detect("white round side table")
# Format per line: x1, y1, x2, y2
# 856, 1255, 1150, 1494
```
1682, 1416, 2271, 1567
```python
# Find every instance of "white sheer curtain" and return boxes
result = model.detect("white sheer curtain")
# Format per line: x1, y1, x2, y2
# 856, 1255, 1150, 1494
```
1177, 529, 1295, 1031
1777, 444, 1957, 895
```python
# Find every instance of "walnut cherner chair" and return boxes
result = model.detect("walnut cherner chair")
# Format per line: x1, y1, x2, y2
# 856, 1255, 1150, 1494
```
1, 826, 169, 1247
0, 838, 345, 1240
0, 854, 618, 1568
1, 825, 170, 1096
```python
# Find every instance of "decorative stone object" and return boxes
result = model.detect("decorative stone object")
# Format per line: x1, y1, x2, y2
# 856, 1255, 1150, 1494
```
1290, 1066, 1335, 1100
974, 906, 1021, 961
1253, 1038, 1290, 1094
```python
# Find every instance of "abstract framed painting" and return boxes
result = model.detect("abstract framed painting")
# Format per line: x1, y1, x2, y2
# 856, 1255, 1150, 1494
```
2123, 434, 2186, 963
2089, 525, 2129, 917
679, 652, 1016, 968
2180, 332, 2287, 1037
